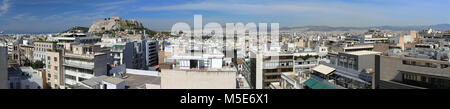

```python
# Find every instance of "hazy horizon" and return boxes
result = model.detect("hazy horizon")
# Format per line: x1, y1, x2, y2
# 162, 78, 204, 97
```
0, 0, 449, 33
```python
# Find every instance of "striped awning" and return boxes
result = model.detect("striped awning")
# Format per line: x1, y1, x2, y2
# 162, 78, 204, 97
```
304, 78, 334, 89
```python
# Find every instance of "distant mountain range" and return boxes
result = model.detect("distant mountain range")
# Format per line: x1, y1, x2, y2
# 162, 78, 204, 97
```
280, 24, 450, 32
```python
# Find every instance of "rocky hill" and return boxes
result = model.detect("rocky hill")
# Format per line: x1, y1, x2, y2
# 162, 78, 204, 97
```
87, 17, 170, 37
88, 17, 144, 33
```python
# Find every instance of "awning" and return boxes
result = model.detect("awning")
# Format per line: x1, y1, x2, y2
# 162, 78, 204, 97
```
313, 65, 336, 75
304, 78, 334, 89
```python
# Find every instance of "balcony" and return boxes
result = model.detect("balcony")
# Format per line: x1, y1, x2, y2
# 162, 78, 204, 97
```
63, 62, 95, 70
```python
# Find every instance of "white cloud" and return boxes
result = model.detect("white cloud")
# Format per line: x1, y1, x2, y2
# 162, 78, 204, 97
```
0, 0, 10, 16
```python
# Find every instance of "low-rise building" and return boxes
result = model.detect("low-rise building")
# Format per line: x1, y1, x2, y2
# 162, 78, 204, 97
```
7, 67, 43, 89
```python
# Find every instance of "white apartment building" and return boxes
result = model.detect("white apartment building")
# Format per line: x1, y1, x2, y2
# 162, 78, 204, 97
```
63, 44, 109, 87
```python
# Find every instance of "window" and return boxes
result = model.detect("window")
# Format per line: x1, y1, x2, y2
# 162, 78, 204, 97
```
402, 60, 408, 64
47, 56, 51, 61
54, 57, 57, 62
54, 66, 58, 70
65, 74, 76, 80
78, 77, 87, 82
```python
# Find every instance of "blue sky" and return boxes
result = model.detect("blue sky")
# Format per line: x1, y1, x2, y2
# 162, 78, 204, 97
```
0, 0, 449, 33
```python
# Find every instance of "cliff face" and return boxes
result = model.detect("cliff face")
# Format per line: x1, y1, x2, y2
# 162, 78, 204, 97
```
88, 17, 144, 33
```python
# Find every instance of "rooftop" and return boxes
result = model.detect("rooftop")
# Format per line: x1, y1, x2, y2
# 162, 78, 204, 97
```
104, 77, 125, 85
346, 50, 381, 56
125, 74, 161, 89
313, 65, 335, 75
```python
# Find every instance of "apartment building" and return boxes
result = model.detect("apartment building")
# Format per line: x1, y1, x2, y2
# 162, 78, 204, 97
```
45, 50, 64, 89
54, 31, 101, 50
123, 40, 147, 70
63, 44, 109, 87
33, 40, 57, 62
145, 40, 159, 69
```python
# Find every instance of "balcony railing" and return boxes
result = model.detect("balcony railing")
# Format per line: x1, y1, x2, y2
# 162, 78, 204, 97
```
310, 75, 346, 89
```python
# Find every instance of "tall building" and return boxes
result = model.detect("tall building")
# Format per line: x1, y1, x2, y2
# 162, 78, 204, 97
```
123, 40, 148, 70
33, 41, 57, 62
0, 45, 8, 89
110, 43, 126, 66
45, 50, 64, 89
63, 44, 109, 88
145, 40, 159, 70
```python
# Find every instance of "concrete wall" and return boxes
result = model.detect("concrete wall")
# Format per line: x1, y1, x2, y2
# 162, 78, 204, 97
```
0, 46, 7, 89
357, 55, 376, 72
101, 81, 125, 89
255, 53, 264, 89
94, 54, 108, 76
161, 69, 236, 89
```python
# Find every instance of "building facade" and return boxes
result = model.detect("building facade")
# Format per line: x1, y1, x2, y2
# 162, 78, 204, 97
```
146, 40, 159, 69
63, 44, 109, 87
20, 45, 34, 65
45, 50, 64, 89
378, 55, 450, 89
33, 41, 57, 62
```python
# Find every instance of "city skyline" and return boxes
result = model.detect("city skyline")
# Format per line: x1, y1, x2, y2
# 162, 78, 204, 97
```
0, 0, 449, 33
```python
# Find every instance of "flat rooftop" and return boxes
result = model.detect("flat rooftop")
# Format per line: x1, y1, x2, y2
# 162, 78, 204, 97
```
125, 74, 161, 89
346, 50, 381, 56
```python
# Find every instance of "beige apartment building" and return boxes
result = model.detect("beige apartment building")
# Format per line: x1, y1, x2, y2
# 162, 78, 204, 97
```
45, 50, 64, 89
20, 45, 34, 64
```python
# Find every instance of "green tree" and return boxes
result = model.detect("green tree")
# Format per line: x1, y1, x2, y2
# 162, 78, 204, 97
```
32, 60, 45, 69
23, 58, 32, 66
